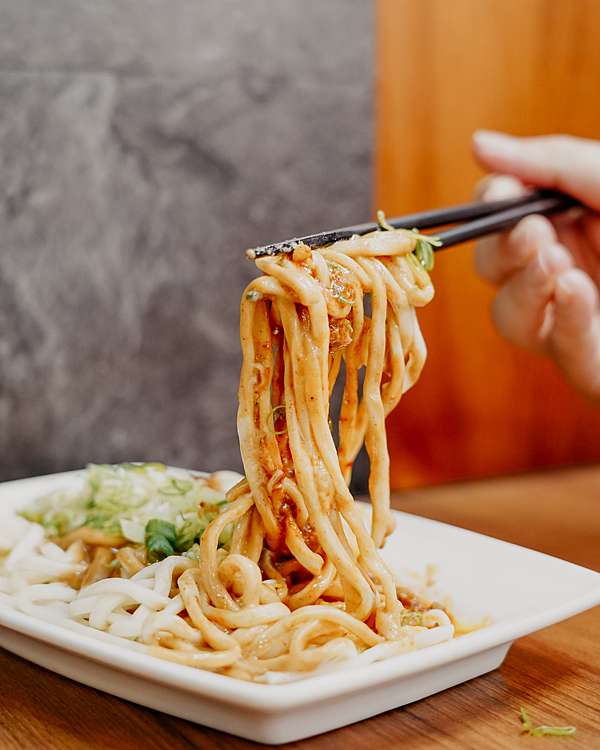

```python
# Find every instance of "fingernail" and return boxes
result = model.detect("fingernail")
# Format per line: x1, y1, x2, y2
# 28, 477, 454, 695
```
473, 130, 519, 160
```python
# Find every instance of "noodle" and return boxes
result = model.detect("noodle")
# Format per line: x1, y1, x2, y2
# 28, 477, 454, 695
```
3, 228, 455, 682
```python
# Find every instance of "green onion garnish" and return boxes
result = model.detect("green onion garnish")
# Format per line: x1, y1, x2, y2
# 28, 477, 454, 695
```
400, 611, 424, 626
375, 210, 440, 271
376, 210, 395, 231
414, 238, 435, 271
145, 518, 177, 562
519, 706, 576, 737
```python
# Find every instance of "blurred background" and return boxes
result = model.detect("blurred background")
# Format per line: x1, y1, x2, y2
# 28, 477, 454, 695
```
379, 0, 600, 487
0, 0, 598, 489
0, 1, 372, 481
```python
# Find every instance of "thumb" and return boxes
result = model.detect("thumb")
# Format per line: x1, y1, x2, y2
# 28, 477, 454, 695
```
472, 131, 600, 212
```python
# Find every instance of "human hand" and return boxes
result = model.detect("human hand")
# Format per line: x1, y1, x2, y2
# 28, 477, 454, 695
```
472, 131, 600, 396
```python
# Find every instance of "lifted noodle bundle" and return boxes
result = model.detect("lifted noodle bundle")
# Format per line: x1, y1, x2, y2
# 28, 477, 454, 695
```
153, 229, 453, 680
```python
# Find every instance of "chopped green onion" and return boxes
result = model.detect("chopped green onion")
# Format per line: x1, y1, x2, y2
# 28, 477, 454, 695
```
519, 707, 576, 737
145, 518, 177, 562
408, 227, 442, 248
120, 518, 145, 543
19, 463, 234, 551
331, 282, 353, 305
145, 519, 177, 545
146, 535, 174, 562
414, 238, 435, 271
183, 543, 201, 561
400, 611, 424, 626
376, 210, 395, 231
85, 514, 121, 534
160, 477, 194, 496
375, 210, 440, 271
175, 516, 210, 552
327, 260, 354, 306
121, 462, 167, 473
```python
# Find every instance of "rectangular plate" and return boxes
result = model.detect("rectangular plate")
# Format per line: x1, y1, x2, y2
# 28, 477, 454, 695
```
0, 471, 599, 744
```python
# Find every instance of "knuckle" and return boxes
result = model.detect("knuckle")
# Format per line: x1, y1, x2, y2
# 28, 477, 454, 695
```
510, 214, 554, 250
473, 239, 500, 282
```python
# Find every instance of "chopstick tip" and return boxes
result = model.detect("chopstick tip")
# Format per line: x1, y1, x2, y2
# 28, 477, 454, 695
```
245, 242, 297, 260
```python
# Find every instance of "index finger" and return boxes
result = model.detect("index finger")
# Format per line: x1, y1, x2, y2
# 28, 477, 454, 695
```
473, 132, 600, 211
475, 211, 558, 286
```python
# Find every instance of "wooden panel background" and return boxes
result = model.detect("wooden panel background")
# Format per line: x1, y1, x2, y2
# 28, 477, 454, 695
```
377, 0, 600, 489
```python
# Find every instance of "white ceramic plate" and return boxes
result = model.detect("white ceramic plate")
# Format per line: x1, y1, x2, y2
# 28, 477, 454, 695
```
0, 471, 599, 744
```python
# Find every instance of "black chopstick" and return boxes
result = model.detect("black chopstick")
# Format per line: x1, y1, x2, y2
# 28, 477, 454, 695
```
246, 189, 580, 259
436, 192, 578, 249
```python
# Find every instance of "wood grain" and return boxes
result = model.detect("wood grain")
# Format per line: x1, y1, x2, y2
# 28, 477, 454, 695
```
377, 0, 600, 489
0, 465, 599, 749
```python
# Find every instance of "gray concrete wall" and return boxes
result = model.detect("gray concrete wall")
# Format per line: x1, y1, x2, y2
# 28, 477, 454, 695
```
0, 1, 373, 480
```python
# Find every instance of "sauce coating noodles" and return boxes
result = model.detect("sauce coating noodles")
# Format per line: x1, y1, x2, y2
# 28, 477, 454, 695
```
3, 230, 455, 682
153, 230, 452, 680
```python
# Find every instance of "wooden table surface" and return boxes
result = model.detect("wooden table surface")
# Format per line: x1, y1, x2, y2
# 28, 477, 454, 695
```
1, 465, 599, 749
